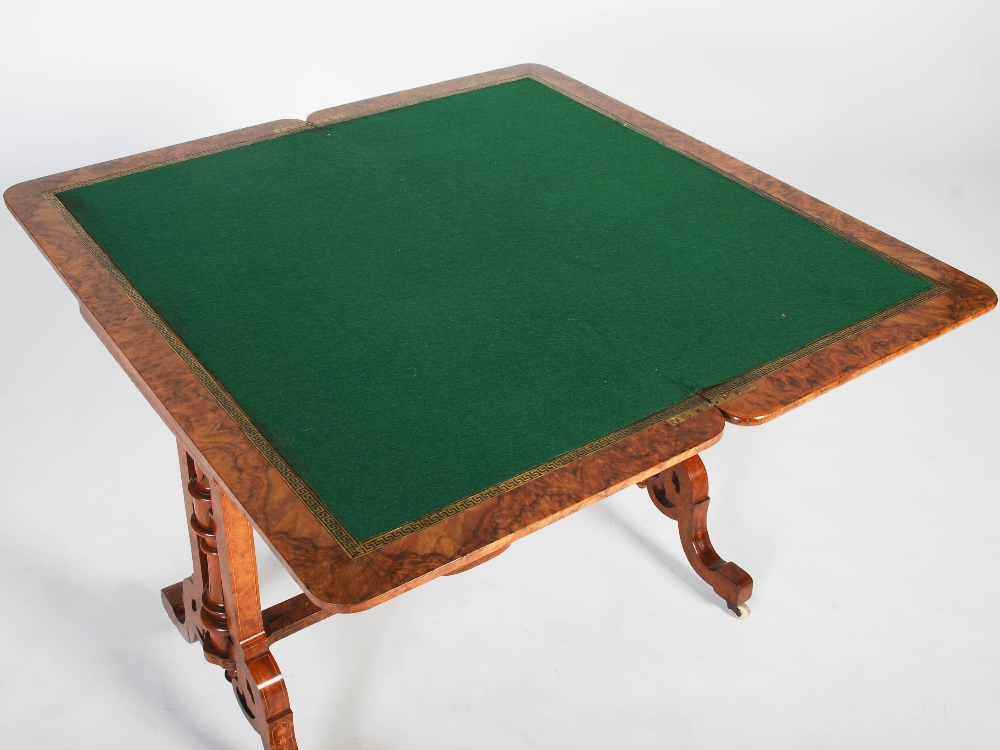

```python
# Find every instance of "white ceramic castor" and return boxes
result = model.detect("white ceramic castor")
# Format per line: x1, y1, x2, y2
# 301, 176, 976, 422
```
730, 603, 750, 620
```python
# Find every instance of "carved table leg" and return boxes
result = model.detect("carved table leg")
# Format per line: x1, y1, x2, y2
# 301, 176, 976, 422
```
644, 455, 753, 619
161, 447, 216, 647
161, 445, 298, 749
161, 446, 231, 658
214, 477, 298, 749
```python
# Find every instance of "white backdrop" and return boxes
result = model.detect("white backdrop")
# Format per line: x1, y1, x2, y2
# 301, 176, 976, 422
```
2, 2, 998, 748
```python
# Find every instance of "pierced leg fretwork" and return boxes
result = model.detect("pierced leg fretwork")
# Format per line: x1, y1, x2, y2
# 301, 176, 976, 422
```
644, 455, 753, 618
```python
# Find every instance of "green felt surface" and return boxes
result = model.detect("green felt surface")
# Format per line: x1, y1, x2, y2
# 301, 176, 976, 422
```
59, 78, 932, 543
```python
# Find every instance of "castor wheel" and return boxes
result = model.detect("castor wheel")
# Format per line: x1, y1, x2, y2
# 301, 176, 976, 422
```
730, 603, 750, 620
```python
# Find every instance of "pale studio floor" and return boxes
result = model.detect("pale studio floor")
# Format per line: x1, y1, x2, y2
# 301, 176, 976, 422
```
2, 3, 998, 748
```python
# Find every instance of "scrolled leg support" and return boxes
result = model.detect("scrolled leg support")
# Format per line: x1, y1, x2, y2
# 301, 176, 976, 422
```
226, 647, 296, 750
645, 455, 753, 618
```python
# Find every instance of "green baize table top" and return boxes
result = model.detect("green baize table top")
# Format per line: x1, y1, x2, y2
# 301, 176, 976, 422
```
55, 78, 933, 552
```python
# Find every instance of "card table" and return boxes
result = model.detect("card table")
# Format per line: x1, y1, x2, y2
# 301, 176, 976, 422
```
5, 64, 994, 749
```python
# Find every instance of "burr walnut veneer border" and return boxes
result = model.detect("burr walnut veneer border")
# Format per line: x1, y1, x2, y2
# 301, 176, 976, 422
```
6, 64, 995, 614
